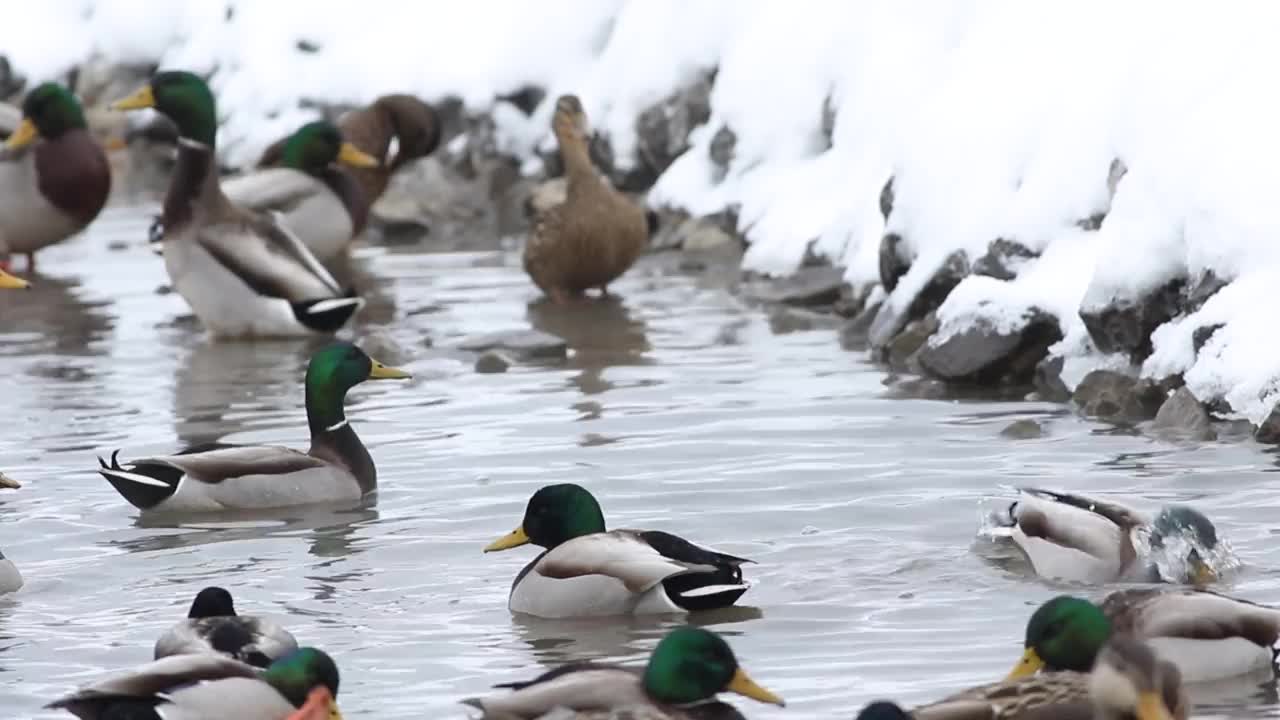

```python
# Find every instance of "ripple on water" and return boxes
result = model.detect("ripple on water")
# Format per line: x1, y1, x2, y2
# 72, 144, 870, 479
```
2, 208, 1280, 717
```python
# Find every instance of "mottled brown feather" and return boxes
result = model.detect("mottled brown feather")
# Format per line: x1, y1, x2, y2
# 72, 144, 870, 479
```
1101, 587, 1280, 648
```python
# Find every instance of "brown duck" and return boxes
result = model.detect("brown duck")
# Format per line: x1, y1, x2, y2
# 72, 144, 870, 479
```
0, 83, 111, 270
524, 95, 648, 304
246, 94, 441, 261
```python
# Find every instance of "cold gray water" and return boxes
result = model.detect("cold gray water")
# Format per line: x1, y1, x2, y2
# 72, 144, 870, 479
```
3, 207, 1280, 719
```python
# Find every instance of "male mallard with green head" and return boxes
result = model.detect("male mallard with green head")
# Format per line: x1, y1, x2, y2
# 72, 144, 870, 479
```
111, 71, 364, 339
998, 487, 1219, 585
96, 342, 409, 513
858, 635, 1184, 720
523, 94, 648, 304
155, 586, 299, 668
1, 82, 111, 271
484, 483, 753, 618
223, 120, 381, 263
462, 626, 783, 719
251, 94, 440, 260
46, 646, 342, 720
1009, 591, 1280, 683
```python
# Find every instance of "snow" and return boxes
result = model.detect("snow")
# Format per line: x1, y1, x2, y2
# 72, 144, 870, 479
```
8, 0, 1280, 422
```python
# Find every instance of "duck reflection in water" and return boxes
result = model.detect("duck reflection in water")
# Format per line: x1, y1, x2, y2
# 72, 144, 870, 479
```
526, 295, 650, 396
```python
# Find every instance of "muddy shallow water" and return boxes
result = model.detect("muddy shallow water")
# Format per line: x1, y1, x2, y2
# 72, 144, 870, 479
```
4, 207, 1280, 719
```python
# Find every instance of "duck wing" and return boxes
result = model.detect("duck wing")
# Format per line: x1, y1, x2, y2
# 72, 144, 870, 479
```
1007, 488, 1143, 581
913, 673, 1092, 720
155, 616, 299, 668
195, 209, 345, 301
1017, 487, 1147, 530
537, 530, 748, 594
222, 167, 326, 216
462, 664, 648, 718
46, 653, 258, 710
1102, 588, 1280, 647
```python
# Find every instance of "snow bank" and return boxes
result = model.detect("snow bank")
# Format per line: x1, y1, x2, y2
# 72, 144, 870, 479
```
9, 0, 1280, 422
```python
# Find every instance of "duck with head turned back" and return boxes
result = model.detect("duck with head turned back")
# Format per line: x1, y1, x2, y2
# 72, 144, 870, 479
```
1, 82, 111, 271
484, 483, 753, 618
111, 71, 365, 339
96, 341, 410, 514
523, 94, 648, 304
207, 119, 380, 264
875, 635, 1185, 720
462, 626, 783, 719
1009, 590, 1280, 683
46, 646, 342, 720
155, 586, 299, 668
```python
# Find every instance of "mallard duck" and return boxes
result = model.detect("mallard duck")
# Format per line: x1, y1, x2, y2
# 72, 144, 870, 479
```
1009, 590, 1280, 683
111, 71, 364, 339
96, 341, 409, 513
0, 268, 28, 288
250, 94, 440, 261
891, 635, 1184, 720
483, 483, 752, 618
998, 487, 1218, 584
523, 95, 648, 304
1, 82, 111, 271
46, 646, 341, 720
0, 470, 22, 593
155, 586, 299, 667
462, 626, 783, 718
222, 120, 379, 263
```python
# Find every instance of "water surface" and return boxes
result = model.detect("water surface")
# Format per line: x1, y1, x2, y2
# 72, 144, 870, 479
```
3, 208, 1280, 719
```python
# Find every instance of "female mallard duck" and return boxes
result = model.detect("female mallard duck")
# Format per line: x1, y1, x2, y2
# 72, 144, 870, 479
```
483, 483, 753, 618
997, 487, 1218, 585
96, 341, 409, 513
248, 94, 440, 261
1, 82, 111, 270
856, 635, 1183, 720
46, 646, 341, 720
222, 120, 379, 263
155, 586, 298, 668
462, 626, 783, 719
523, 95, 648, 304
1009, 591, 1280, 683
111, 71, 364, 339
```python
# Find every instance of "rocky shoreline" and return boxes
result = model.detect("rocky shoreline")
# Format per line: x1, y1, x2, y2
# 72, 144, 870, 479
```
7, 55, 1273, 446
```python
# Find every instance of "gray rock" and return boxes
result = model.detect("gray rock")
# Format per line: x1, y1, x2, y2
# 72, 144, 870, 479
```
1001, 419, 1044, 440
459, 329, 567, 361
768, 307, 824, 335
1192, 323, 1225, 354
838, 300, 882, 351
0, 56, 24, 101
918, 311, 1062, 385
1033, 356, 1071, 402
1152, 387, 1216, 441
972, 239, 1037, 281
1080, 270, 1228, 359
820, 93, 837, 150
887, 314, 938, 372
1255, 404, 1280, 444
879, 176, 895, 221
753, 266, 845, 308
1072, 370, 1164, 420
878, 233, 909, 292
632, 73, 713, 189
708, 124, 736, 182
474, 351, 511, 374
495, 85, 546, 116
869, 249, 970, 350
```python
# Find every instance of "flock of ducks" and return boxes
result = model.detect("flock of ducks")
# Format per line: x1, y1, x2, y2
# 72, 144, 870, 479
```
1, 70, 1279, 720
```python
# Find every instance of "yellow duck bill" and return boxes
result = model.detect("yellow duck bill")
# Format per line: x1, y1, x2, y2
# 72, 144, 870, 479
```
5, 118, 38, 150
337, 142, 379, 168
727, 667, 786, 707
111, 85, 156, 111
484, 526, 530, 552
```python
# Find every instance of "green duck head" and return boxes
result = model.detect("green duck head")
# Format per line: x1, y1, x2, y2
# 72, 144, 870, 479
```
1008, 595, 1112, 678
6, 82, 87, 150
642, 627, 784, 707
304, 342, 410, 435
280, 121, 379, 175
112, 70, 218, 146
261, 647, 342, 718
1151, 505, 1218, 585
483, 483, 606, 552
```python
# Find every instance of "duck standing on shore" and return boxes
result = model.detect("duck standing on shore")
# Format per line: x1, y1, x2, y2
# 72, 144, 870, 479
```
523, 94, 648, 304
1, 82, 111, 271
111, 71, 364, 339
